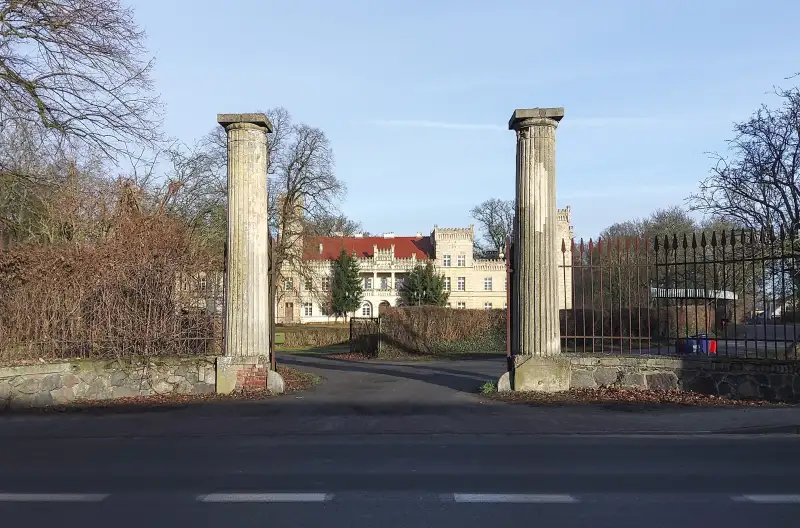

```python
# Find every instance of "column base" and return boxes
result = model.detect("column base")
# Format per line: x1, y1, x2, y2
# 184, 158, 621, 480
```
498, 355, 570, 393
216, 355, 285, 394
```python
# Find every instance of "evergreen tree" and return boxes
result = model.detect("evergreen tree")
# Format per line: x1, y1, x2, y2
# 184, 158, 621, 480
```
330, 249, 363, 320
400, 262, 449, 306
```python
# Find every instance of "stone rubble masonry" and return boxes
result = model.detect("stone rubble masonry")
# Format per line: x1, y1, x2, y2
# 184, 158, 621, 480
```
498, 354, 800, 402
509, 108, 564, 358
0, 357, 217, 409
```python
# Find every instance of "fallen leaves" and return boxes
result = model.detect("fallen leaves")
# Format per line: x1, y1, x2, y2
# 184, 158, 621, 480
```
486, 386, 786, 407
328, 352, 374, 361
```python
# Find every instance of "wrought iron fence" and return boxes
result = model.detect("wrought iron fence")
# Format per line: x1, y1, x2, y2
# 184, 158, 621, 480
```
558, 227, 800, 360
0, 263, 225, 365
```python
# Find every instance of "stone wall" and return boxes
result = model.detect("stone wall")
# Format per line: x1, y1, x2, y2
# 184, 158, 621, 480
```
570, 355, 800, 401
502, 353, 800, 402
0, 356, 217, 408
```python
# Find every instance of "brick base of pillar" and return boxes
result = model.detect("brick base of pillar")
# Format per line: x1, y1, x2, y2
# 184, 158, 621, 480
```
216, 355, 285, 394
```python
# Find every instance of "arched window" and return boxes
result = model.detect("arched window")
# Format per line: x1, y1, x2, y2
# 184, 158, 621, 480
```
361, 301, 373, 317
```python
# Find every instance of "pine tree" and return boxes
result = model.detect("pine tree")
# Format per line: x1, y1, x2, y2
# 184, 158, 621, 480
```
399, 261, 449, 306
330, 249, 363, 320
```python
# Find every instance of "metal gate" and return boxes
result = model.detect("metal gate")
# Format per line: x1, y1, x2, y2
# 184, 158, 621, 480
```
349, 317, 381, 356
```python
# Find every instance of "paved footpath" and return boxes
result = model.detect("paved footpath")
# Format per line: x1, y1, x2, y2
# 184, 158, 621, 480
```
1, 353, 800, 527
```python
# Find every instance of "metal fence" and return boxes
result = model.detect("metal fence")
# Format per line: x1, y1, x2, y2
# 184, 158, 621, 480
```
0, 264, 225, 365
557, 227, 800, 360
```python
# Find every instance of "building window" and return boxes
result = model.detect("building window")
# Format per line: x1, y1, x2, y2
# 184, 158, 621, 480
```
457, 254, 465, 266
395, 277, 404, 290
484, 302, 493, 310
284, 278, 293, 291
446, 302, 452, 308
443, 277, 451, 291
443, 254, 451, 267
321, 277, 330, 291
380, 277, 388, 290
199, 277, 207, 292
484, 277, 492, 291
457, 277, 465, 291
504, 302, 507, 309
361, 302, 372, 317
303, 302, 313, 316
365, 277, 372, 290
504, 277, 507, 290
457, 302, 466, 309
304, 278, 313, 291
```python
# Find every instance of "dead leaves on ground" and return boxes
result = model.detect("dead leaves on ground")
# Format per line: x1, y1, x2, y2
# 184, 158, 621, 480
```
488, 386, 786, 407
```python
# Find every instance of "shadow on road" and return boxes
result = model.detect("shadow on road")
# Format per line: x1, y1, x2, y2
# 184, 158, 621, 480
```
278, 353, 502, 393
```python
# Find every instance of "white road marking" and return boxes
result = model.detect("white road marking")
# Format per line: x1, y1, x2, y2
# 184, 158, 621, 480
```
197, 493, 332, 503
449, 493, 579, 503
0, 493, 109, 502
732, 494, 800, 503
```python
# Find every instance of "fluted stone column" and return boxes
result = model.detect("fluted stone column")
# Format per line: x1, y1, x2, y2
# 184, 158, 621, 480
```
509, 108, 564, 358
215, 113, 283, 394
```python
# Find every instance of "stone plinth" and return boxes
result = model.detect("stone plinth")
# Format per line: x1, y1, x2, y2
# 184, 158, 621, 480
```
217, 113, 283, 394
508, 108, 564, 363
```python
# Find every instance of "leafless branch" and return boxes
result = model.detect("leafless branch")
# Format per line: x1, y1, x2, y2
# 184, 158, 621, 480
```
0, 0, 163, 160
688, 86, 800, 231
470, 198, 514, 257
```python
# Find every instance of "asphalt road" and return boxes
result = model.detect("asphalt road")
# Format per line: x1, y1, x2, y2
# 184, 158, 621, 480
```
0, 354, 799, 527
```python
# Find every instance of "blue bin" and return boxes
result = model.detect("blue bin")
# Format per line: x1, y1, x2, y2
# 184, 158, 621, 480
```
678, 338, 698, 354
691, 334, 710, 354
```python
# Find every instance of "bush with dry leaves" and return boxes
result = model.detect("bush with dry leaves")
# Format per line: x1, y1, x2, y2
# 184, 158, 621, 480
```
0, 213, 223, 365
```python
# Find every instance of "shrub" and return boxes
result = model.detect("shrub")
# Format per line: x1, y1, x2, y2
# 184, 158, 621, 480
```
378, 306, 504, 355
0, 216, 223, 365
278, 325, 349, 348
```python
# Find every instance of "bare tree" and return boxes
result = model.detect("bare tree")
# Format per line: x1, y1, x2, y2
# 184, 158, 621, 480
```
0, 0, 162, 159
0, 118, 118, 244
306, 213, 363, 237
202, 107, 351, 309
689, 86, 800, 231
470, 198, 513, 258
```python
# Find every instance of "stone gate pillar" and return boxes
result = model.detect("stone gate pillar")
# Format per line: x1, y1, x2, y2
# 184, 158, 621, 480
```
500, 108, 568, 392
215, 113, 284, 394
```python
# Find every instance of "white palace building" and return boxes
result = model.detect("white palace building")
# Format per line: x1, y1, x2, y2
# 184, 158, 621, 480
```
276, 207, 574, 324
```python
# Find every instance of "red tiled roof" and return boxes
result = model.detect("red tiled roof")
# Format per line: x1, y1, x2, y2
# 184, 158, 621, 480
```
304, 236, 433, 260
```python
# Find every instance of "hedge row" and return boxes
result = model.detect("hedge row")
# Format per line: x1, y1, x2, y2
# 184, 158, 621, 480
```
276, 324, 349, 348
376, 307, 505, 356
277, 305, 720, 354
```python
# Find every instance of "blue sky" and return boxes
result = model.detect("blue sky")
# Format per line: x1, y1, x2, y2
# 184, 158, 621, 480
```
134, 0, 799, 241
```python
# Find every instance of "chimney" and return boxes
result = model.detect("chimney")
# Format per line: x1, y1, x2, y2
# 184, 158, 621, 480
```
383, 232, 395, 238
354, 232, 363, 238
415, 232, 422, 238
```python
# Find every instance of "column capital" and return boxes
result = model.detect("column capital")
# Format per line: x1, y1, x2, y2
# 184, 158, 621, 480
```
217, 113, 273, 132
508, 108, 564, 131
